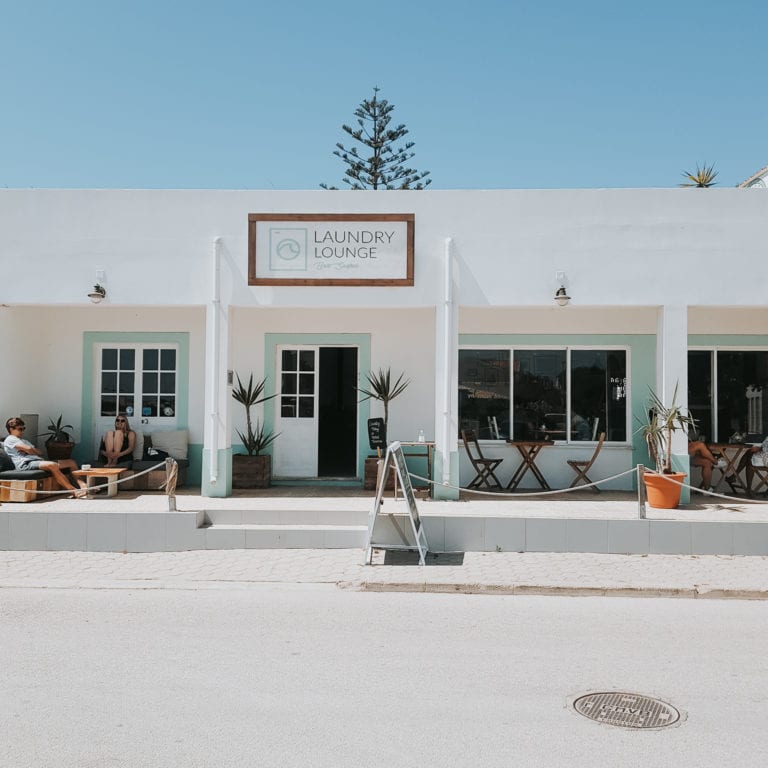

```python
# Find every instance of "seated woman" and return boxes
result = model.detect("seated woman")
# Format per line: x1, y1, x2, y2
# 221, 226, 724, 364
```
98, 414, 136, 467
3, 416, 86, 498
688, 436, 733, 492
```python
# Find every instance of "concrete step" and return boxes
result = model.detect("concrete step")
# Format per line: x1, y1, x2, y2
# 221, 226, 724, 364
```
204, 523, 368, 549
203, 508, 368, 526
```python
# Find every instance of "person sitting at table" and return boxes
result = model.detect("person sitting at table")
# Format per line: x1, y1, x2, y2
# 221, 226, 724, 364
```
3, 416, 86, 498
688, 436, 732, 491
733, 437, 768, 496
97, 414, 136, 467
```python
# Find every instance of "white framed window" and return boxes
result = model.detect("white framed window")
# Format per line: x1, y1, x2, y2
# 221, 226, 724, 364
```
459, 346, 628, 442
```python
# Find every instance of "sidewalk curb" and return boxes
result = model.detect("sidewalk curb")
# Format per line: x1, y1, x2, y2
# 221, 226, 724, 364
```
341, 581, 768, 600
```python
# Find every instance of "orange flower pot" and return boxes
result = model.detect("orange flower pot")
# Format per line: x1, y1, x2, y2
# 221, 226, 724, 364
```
643, 472, 687, 509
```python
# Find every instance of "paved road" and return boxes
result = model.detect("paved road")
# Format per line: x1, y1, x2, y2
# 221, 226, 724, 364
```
2, 586, 767, 767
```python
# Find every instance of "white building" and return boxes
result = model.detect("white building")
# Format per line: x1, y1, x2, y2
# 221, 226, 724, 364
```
3, 188, 768, 500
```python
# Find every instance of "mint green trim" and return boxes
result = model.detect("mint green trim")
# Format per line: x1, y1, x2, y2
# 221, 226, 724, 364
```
689, 335, 768, 347
201, 446, 232, 496
265, 334, 372, 480
80, 332, 190, 467
460, 333, 657, 490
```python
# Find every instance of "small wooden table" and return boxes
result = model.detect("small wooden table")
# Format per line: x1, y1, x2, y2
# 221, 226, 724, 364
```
706, 443, 750, 492
71, 467, 127, 498
393, 441, 435, 498
505, 440, 553, 490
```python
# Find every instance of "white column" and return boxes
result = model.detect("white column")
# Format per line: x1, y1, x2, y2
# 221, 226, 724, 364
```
434, 237, 459, 500
657, 304, 690, 499
202, 237, 232, 497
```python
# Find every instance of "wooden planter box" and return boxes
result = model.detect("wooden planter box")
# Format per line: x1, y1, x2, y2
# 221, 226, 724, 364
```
232, 454, 272, 489
363, 456, 395, 491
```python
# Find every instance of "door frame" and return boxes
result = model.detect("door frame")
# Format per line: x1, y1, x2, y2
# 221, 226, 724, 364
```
81, 332, 190, 462
265, 333, 371, 481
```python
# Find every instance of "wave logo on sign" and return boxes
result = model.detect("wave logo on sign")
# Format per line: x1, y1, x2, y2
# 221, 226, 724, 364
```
269, 228, 307, 271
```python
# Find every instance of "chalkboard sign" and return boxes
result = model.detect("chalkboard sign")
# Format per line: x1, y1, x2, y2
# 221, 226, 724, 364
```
367, 418, 386, 451
364, 441, 428, 565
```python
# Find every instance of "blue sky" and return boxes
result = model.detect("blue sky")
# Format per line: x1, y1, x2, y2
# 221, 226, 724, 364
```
2, 0, 766, 189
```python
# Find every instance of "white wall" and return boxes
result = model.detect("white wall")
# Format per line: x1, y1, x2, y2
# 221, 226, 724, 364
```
4, 188, 768, 310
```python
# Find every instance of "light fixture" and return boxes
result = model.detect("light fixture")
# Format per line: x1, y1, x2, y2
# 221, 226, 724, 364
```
554, 285, 571, 307
88, 283, 107, 304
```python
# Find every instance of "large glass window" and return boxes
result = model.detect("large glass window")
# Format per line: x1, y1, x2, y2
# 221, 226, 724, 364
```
688, 350, 768, 441
459, 348, 627, 442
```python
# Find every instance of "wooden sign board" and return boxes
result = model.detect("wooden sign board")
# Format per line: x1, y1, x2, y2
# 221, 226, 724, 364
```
364, 441, 428, 565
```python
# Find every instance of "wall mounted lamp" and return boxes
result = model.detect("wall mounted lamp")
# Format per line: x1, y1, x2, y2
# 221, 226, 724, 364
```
88, 283, 107, 304
554, 285, 571, 307
553, 270, 571, 306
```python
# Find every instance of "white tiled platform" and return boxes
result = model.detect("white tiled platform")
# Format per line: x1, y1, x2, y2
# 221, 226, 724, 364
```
1, 488, 767, 554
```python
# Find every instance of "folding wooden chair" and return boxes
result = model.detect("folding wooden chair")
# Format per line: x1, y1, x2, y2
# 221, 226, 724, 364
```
567, 432, 606, 491
461, 429, 504, 489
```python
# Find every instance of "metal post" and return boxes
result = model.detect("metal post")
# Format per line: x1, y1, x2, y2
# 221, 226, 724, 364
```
637, 464, 646, 519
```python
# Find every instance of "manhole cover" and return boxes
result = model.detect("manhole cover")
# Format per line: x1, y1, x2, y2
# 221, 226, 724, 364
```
573, 692, 681, 729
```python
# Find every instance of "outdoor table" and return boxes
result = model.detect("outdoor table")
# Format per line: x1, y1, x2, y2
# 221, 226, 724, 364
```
706, 443, 750, 493
394, 441, 435, 498
71, 467, 127, 498
505, 440, 553, 490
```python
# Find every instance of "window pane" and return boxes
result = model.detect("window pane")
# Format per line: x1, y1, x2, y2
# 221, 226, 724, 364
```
102, 372, 117, 394
141, 399, 157, 417
102, 349, 117, 369
100, 396, 117, 417
119, 372, 134, 393
143, 349, 158, 370
299, 351, 315, 372
160, 372, 175, 392
160, 349, 176, 370
118, 396, 134, 415
159, 398, 175, 417
298, 396, 314, 418
281, 373, 297, 394
606, 352, 627, 441
120, 349, 135, 369
282, 350, 297, 371
299, 373, 314, 395
143, 372, 158, 393
688, 351, 712, 441
281, 396, 297, 417
570, 350, 607, 441
717, 351, 768, 441
458, 350, 510, 439
513, 350, 566, 440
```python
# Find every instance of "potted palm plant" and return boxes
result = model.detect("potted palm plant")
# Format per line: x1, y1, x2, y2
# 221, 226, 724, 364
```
231, 373, 279, 488
357, 367, 410, 490
41, 415, 76, 460
638, 384, 696, 508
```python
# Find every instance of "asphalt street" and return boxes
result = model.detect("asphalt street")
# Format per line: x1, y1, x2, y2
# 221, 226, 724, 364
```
2, 586, 767, 767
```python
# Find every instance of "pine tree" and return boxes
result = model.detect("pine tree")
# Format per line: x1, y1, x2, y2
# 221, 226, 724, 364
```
321, 87, 431, 190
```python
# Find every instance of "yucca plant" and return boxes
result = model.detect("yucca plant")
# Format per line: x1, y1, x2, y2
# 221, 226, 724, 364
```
357, 367, 410, 443
679, 163, 718, 188
637, 384, 697, 473
232, 372, 278, 455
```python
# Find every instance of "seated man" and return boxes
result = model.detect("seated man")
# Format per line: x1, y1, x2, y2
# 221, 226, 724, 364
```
3, 416, 86, 498
688, 437, 733, 492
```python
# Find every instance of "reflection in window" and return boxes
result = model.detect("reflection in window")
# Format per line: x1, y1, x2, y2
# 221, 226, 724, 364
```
459, 348, 627, 442
690, 350, 768, 441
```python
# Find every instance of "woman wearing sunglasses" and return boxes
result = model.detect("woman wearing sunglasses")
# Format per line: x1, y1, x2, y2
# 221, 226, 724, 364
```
3, 416, 87, 498
98, 414, 136, 467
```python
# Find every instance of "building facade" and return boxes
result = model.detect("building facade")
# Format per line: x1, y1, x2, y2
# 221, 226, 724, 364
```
3, 188, 768, 500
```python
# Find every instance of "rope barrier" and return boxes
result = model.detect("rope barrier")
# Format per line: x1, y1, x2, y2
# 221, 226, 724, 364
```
10, 459, 173, 497
640, 467, 768, 504
405, 467, 638, 498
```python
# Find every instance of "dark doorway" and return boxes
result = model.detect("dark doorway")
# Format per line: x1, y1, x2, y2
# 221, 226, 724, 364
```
318, 348, 358, 477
